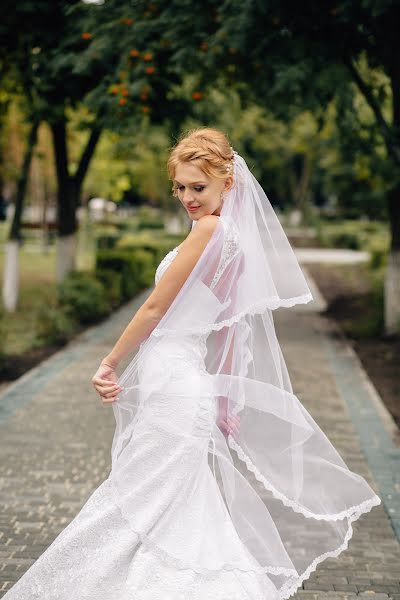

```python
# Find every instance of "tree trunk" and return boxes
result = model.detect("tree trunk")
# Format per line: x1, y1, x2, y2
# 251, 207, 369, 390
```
56, 234, 78, 282
51, 116, 102, 282
383, 63, 400, 335
2, 120, 38, 312
3, 240, 20, 312
348, 60, 400, 334
384, 182, 400, 335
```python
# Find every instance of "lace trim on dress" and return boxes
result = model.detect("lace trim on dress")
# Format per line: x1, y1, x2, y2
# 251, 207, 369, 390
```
210, 217, 241, 290
228, 436, 381, 522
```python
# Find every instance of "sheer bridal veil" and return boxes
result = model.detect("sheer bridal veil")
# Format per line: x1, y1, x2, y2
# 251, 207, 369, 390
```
110, 149, 381, 598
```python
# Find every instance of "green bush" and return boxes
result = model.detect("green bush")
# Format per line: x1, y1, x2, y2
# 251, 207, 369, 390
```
130, 249, 156, 288
137, 218, 165, 231
96, 250, 139, 300
117, 235, 177, 264
58, 271, 111, 324
331, 231, 361, 250
96, 246, 160, 301
96, 234, 120, 250
315, 219, 388, 252
368, 245, 388, 270
35, 304, 78, 346
95, 268, 123, 308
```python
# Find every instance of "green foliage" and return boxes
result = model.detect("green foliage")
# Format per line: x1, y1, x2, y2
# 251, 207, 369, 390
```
137, 217, 164, 231
96, 250, 145, 300
367, 234, 390, 270
116, 235, 176, 264
96, 233, 120, 249
315, 219, 389, 253
96, 238, 168, 302
369, 246, 388, 270
347, 280, 385, 338
34, 304, 78, 346
130, 248, 156, 289
58, 270, 111, 324
94, 267, 123, 308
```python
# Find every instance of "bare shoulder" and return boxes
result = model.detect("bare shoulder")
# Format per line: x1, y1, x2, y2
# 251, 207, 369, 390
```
177, 214, 220, 255
192, 214, 220, 238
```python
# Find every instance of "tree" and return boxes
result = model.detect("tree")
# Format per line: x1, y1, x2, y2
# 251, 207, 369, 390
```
211, 0, 400, 334
141, 0, 399, 333
0, 0, 207, 289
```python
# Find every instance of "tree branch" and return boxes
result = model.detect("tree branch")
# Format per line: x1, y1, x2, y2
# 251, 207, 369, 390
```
343, 57, 400, 167
74, 123, 102, 191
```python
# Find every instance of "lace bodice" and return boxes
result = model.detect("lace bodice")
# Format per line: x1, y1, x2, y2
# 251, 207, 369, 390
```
154, 216, 240, 289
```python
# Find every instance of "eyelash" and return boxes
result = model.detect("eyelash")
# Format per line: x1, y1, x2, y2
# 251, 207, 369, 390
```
176, 185, 205, 193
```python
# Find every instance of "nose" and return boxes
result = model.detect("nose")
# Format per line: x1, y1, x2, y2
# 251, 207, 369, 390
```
182, 188, 194, 204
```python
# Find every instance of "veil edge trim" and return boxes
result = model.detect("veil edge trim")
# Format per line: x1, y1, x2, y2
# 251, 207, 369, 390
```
227, 436, 381, 522
107, 473, 380, 600
151, 292, 314, 337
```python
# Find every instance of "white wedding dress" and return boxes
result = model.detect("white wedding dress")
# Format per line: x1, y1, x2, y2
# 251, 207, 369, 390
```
3, 229, 282, 600
4, 218, 380, 600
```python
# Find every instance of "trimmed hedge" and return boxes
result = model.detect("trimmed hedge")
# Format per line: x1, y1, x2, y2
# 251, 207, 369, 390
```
58, 270, 111, 324
95, 268, 123, 308
116, 235, 181, 264
96, 247, 156, 302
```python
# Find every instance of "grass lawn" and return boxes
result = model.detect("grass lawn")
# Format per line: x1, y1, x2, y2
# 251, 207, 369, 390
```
0, 231, 95, 355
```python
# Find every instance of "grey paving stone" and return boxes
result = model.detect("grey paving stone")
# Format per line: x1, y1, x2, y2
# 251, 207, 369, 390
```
0, 280, 399, 598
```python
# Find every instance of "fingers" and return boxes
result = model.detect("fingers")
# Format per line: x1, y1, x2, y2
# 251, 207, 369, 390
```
99, 389, 120, 404
91, 377, 123, 405
217, 412, 241, 438
94, 383, 122, 395
92, 375, 118, 388
226, 414, 240, 436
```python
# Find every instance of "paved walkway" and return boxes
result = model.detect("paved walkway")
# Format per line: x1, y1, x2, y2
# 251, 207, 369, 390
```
294, 247, 370, 264
0, 272, 399, 599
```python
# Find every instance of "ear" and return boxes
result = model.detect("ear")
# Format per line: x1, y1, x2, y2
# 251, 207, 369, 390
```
224, 175, 234, 192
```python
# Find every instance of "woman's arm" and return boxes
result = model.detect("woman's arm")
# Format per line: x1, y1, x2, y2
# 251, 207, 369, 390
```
101, 214, 220, 369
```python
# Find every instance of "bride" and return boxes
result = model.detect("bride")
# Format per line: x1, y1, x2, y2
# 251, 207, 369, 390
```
3, 127, 381, 600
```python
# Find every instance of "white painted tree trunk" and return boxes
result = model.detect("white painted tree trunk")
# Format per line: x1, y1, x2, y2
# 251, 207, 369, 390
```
2, 240, 20, 312
56, 234, 77, 283
384, 249, 400, 335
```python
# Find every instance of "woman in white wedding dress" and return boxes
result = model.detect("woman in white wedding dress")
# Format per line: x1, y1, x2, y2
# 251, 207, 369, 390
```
3, 127, 381, 600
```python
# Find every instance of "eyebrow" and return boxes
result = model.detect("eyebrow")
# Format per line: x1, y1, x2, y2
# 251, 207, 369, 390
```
174, 180, 207, 185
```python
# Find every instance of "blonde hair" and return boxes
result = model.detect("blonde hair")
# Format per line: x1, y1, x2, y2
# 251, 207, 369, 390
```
167, 127, 234, 197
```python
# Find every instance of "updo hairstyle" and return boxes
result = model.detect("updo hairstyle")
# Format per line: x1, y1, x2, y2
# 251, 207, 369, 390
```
167, 127, 234, 198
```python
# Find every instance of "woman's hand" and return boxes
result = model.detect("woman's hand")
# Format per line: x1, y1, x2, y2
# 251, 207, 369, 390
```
91, 361, 123, 405
217, 395, 240, 439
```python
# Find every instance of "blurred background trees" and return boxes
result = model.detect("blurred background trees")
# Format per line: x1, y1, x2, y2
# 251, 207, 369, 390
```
0, 0, 397, 344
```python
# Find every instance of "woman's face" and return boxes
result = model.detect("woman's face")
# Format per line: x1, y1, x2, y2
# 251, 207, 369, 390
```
174, 162, 233, 221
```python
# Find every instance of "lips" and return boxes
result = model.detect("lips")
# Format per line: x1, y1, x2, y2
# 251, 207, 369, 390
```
187, 205, 200, 212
